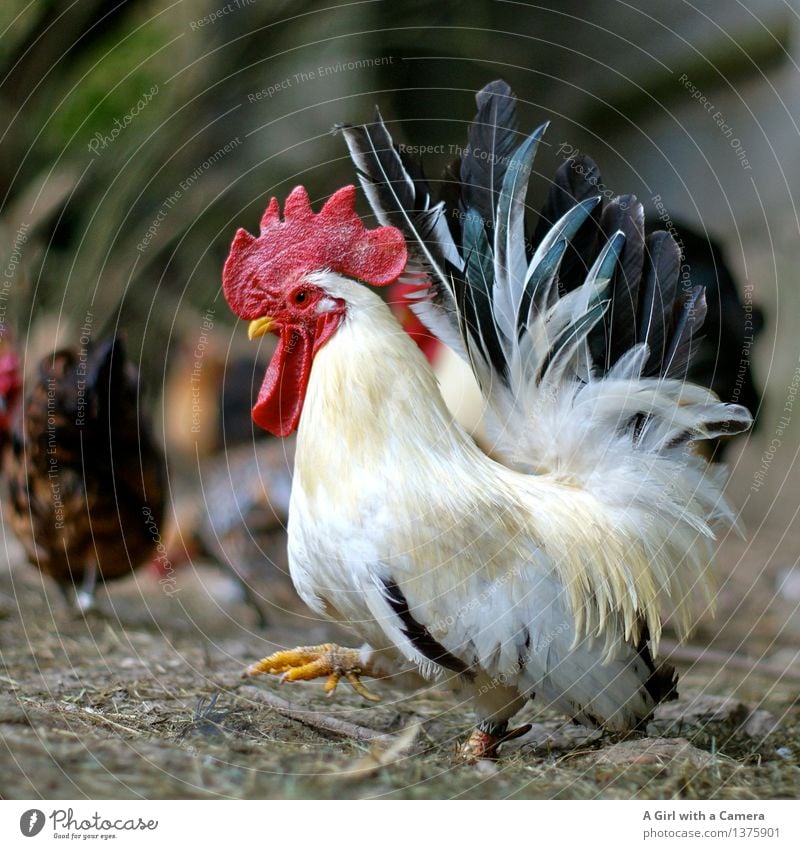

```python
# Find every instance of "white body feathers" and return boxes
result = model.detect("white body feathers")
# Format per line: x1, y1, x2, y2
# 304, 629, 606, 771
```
286, 273, 745, 730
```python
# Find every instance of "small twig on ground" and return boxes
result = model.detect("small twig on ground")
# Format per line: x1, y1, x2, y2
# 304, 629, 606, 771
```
76, 706, 143, 736
238, 684, 391, 745
661, 640, 800, 684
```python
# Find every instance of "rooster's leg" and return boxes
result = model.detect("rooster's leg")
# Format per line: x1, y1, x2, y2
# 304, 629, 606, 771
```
245, 643, 381, 701
458, 720, 532, 762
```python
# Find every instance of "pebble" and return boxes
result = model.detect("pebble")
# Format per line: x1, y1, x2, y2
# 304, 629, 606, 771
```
655, 693, 780, 738
776, 566, 800, 602
589, 737, 714, 767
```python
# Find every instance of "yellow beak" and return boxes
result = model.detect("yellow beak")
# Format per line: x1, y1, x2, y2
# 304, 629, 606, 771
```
248, 316, 276, 340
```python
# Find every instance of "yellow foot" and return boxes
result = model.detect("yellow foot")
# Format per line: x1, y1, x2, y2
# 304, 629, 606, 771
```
457, 723, 532, 763
245, 643, 381, 702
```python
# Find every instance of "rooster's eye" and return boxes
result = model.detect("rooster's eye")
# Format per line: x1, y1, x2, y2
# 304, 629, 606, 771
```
294, 291, 307, 305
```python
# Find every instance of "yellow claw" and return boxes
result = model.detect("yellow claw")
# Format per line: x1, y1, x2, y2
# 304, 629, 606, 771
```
345, 670, 381, 702
244, 643, 381, 703
281, 656, 331, 683
245, 648, 314, 676
323, 672, 341, 696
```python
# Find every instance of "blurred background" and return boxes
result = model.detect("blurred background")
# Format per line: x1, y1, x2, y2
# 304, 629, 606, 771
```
0, 0, 798, 656
1, 0, 799, 801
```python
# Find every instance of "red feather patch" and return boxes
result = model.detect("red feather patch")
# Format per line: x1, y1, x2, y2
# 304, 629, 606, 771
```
223, 185, 408, 319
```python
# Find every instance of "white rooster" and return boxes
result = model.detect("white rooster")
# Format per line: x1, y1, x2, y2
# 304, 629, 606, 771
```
222, 81, 751, 759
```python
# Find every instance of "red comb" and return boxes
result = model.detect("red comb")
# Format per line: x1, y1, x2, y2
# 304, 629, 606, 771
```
223, 185, 408, 319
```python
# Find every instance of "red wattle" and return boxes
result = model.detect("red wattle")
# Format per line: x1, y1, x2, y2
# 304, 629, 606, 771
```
252, 326, 314, 437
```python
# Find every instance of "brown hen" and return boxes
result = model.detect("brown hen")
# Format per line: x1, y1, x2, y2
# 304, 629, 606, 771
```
1, 336, 165, 609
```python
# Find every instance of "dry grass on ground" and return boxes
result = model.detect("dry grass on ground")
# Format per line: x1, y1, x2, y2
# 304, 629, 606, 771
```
0, 523, 798, 800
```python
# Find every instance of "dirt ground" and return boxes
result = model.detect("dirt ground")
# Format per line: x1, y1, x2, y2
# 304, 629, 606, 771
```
1, 456, 799, 800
